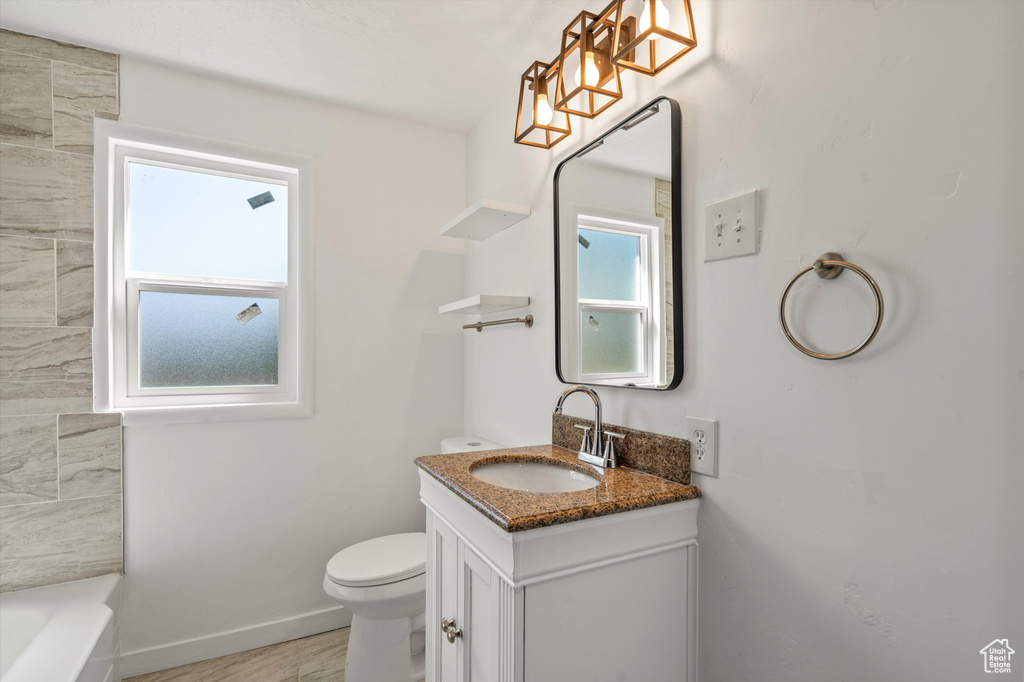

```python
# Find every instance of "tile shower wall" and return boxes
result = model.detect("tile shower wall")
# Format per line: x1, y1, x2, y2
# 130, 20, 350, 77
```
0, 29, 122, 592
654, 177, 672, 380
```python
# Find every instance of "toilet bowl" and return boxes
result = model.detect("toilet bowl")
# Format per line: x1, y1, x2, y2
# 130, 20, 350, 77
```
323, 532, 427, 682
323, 436, 502, 682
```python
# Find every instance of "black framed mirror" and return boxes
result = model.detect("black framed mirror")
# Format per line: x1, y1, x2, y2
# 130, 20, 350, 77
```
554, 96, 682, 390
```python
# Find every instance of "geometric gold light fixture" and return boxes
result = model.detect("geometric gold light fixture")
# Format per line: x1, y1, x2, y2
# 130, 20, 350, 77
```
553, 6, 623, 119
514, 59, 573, 149
513, 0, 697, 148
611, 0, 697, 76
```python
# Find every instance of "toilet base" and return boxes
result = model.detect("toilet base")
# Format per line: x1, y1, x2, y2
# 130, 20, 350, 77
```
345, 614, 425, 682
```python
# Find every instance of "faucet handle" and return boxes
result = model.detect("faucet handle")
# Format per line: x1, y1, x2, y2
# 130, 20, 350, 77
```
573, 424, 593, 454
602, 431, 625, 464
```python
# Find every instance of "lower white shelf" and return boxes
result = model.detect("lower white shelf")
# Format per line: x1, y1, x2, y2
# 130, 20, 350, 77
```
439, 295, 530, 315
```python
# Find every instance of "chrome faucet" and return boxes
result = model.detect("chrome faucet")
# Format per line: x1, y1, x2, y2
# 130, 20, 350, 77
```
553, 385, 622, 468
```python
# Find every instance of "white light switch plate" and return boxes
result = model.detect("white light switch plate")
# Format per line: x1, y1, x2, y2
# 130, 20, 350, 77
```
705, 190, 759, 262
687, 416, 718, 477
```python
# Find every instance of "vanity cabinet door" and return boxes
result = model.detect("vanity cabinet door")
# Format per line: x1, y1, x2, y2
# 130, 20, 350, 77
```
457, 541, 499, 681
426, 509, 514, 681
427, 512, 459, 681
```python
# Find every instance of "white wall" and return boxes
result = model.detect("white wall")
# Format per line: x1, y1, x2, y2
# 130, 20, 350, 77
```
117, 59, 467, 674
465, 2, 1023, 680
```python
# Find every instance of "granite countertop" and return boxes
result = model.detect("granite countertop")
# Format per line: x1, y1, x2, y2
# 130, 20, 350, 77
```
415, 444, 702, 533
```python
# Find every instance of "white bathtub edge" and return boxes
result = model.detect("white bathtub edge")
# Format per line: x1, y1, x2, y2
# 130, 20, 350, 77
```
119, 604, 350, 678
0, 574, 121, 611
0, 575, 120, 682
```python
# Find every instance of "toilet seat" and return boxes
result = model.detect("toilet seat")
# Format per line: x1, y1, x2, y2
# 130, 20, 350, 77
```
326, 532, 426, 587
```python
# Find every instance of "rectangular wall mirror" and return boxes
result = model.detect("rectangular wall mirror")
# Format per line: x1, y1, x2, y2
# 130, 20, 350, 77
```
554, 96, 682, 390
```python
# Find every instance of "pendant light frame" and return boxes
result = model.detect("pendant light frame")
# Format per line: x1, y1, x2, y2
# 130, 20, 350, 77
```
553, 7, 624, 120
514, 60, 573, 149
611, 0, 697, 76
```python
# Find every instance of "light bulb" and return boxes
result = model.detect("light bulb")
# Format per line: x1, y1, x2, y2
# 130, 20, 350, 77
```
535, 93, 553, 126
639, 0, 671, 33
574, 51, 600, 88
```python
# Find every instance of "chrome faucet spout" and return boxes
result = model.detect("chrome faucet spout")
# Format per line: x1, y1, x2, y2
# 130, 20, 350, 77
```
553, 385, 616, 467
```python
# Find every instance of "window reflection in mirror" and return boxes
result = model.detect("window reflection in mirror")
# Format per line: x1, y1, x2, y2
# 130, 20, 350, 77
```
554, 97, 681, 390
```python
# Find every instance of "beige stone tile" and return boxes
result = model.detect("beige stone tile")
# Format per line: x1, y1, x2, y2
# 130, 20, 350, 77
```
0, 415, 58, 507
58, 413, 120, 500
0, 144, 94, 241
124, 640, 299, 682
0, 29, 117, 73
0, 326, 93, 416
0, 493, 121, 592
298, 628, 348, 681
52, 61, 118, 155
0, 235, 55, 327
56, 239, 93, 327
0, 50, 52, 148
655, 177, 674, 380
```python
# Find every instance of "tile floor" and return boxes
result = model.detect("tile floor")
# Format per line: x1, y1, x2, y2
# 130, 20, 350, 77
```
123, 627, 349, 682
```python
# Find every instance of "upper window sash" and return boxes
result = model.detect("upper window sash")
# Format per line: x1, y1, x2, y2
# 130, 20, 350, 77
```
117, 151, 295, 274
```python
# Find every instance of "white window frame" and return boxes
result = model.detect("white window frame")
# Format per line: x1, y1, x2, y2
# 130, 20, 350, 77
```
571, 208, 665, 387
94, 120, 314, 424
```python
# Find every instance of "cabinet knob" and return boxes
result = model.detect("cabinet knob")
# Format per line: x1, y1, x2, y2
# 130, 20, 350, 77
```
441, 617, 462, 644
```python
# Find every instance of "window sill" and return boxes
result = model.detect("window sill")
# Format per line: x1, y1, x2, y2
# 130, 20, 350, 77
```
110, 400, 313, 426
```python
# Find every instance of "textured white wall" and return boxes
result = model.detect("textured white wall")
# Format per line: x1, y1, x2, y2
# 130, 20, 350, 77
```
117, 59, 467, 667
464, 2, 1023, 680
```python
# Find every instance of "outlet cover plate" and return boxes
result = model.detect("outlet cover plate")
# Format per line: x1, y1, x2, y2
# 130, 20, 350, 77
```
687, 416, 718, 477
705, 190, 759, 262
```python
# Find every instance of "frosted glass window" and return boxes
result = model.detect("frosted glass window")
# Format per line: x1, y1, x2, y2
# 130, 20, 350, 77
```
578, 228, 641, 302
581, 310, 643, 375
139, 291, 279, 388
129, 163, 288, 281
99, 126, 309, 417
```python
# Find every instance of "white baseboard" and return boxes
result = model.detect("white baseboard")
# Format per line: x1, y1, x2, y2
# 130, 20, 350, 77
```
119, 605, 350, 678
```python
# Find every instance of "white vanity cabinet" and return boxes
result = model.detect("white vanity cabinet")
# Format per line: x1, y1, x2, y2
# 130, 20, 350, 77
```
419, 472, 699, 682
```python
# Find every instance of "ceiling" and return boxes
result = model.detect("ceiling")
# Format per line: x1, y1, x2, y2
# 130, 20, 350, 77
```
0, 0, 595, 133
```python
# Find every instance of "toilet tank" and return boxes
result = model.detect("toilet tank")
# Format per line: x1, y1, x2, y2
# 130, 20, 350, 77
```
440, 436, 504, 454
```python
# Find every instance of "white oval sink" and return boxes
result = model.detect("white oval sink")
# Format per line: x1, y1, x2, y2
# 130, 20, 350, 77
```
471, 461, 600, 493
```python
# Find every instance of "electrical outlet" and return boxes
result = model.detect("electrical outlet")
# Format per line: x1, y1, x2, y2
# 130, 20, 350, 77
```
704, 190, 759, 262
687, 416, 718, 477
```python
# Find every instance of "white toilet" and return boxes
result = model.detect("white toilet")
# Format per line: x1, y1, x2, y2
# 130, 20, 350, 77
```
323, 533, 428, 682
323, 436, 502, 682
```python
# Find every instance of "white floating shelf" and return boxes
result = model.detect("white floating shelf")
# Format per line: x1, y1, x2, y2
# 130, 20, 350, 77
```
439, 295, 530, 315
440, 199, 530, 241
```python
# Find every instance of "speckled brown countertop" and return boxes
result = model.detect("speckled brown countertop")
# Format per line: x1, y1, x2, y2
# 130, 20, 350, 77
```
415, 444, 701, 532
